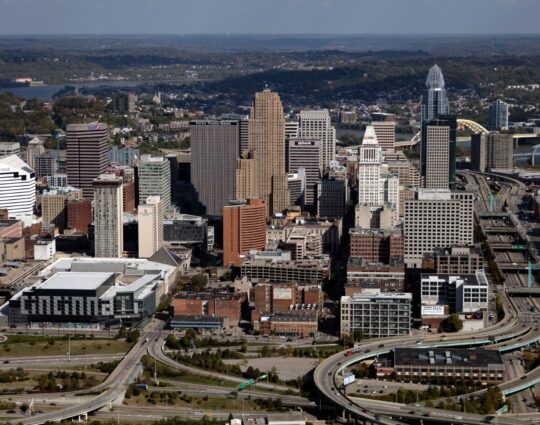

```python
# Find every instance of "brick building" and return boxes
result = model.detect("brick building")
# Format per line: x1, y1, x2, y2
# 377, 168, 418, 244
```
251, 282, 321, 313
349, 228, 403, 263
67, 199, 93, 234
173, 292, 244, 324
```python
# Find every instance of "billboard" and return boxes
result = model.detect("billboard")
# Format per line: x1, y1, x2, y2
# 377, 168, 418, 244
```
343, 373, 356, 386
421, 305, 445, 316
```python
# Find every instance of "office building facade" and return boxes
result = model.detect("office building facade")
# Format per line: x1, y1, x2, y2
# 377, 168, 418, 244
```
138, 155, 171, 209
66, 123, 109, 199
138, 196, 164, 258
248, 89, 289, 215
298, 110, 336, 170
404, 190, 474, 268
340, 291, 411, 338
286, 138, 322, 207
488, 99, 509, 131
371, 113, 396, 151
190, 121, 240, 216
317, 178, 346, 219
0, 142, 21, 159
471, 132, 513, 172
93, 174, 124, 258
0, 155, 36, 226
223, 198, 267, 266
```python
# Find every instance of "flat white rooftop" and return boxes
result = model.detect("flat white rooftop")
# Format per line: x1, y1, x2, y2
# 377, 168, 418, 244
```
38, 272, 113, 291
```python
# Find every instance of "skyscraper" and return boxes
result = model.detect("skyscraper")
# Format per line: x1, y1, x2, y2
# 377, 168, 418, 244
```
248, 89, 289, 216
404, 190, 474, 268
66, 123, 109, 199
471, 133, 514, 172
357, 126, 383, 206
298, 110, 336, 170
371, 113, 396, 152
190, 120, 240, 216
488, 99, 509, 131
223, 198, 267, 266
286, 139, 322, 208
420, 116, 457, 190
26, 137, 45, 170
138, 196, 163, 258
93, 174, 123, 258
356, 126, 400, 229
0, 155, 36, 226
421, 65, 449, 125
138, 155, 171, 210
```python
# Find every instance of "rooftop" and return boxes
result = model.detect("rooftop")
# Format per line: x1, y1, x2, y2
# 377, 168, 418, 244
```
394, 348, 503, 368
37, 272, 113, 291
0, 155, 33, 174
342, 291, 412, 302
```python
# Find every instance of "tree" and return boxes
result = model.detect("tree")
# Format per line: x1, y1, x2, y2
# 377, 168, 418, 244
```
439, 314, 463, 333
352, 329, 365, 342
190, 273, 208, 291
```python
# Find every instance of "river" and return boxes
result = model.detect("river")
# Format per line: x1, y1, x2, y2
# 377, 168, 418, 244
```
0, 81, 140, 100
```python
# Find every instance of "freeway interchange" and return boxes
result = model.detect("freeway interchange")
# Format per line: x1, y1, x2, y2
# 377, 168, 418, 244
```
10, 170, 540, 425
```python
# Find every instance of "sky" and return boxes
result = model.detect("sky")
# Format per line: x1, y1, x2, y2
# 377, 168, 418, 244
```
0, 0, 538, 35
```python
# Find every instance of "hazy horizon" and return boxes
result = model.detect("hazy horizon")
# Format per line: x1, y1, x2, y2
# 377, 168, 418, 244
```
1, 0, 539, 35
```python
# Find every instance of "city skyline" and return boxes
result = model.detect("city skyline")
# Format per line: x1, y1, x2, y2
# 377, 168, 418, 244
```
0, 0, 539, 35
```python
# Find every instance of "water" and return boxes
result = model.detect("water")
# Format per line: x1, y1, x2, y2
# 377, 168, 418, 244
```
336, 127, 412, 141
0, 81, 140, 100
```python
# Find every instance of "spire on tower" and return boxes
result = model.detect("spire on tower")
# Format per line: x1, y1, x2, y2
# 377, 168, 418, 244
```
362, 125, 379, 145
425, 64, 445, 89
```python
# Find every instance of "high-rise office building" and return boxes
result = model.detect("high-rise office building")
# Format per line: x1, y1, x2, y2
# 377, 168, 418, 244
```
112, 91, 137, 115
421, 64, 449, 126
404, 189, 474, 268
66, 123, 109, 199
317, 178, 346, 219
190, 120, 239, 216
109, 146, 140, 166
0, 155, 35, 226
420, 117, 457, 190
357, 126, 383, 206
248, 89, 289, 216
356, 126, 400, 229
138, 196, 163, 258
34, 152, 57, 178
93, 174, 124, 258
0, 142, 20, 159
471, 132, 513, 172
288, 170, 306, 207
236, 151, 257, 201
285, 121, 299, 140
488, 99, 509, 131
26, 137, 44, 169
286, 139, 322, 207
371, 113, 396, 152
298, 110, 336, 170
223, 198, 267, 266
138, 155, 171, 210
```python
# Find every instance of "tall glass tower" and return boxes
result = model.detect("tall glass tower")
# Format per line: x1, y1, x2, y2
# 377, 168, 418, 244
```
421, 64, 449, 124
420, 65, 455, 190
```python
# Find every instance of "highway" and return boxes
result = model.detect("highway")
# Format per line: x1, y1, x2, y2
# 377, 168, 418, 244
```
313, 306, 540, 425
18, 320, 165, 425
314, 171, 540, 424
147, 335, 300, 394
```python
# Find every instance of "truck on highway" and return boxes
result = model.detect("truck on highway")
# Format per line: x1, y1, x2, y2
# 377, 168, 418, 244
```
344, 350, 353, 357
